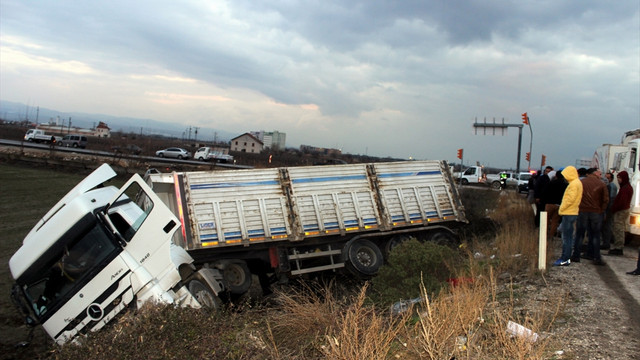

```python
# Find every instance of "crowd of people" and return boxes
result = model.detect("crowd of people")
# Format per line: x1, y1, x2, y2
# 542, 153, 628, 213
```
526, 165, 640, 276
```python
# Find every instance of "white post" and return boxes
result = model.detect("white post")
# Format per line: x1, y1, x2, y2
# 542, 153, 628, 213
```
539, 211, 547, 270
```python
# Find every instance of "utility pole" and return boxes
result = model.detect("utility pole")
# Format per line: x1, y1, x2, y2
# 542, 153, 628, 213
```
472, 117, 524, 173
521, 112, 533, 170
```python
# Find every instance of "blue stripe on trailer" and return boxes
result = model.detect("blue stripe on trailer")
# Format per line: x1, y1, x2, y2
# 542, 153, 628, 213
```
363, 218, 377, 225
270, 227, 287, 235
200, 234, 219, 241
291, 174, 367, 184
378, 170, 441, 178
191, 180, 280, 190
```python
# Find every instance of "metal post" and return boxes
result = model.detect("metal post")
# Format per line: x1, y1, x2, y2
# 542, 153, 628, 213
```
516, 126, 522, 173
538, 211, 547, 270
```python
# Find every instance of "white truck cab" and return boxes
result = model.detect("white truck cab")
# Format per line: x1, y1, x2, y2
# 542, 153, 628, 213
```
9, 164, 214, 345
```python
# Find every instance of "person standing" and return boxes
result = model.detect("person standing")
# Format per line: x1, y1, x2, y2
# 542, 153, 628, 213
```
601, 172, 617, 250
528, 171, 539, 215
542, 171, 567, 240
571, 168, 608, 265
626, 248, 640, 275
609, 171, 632, 256
554, 166, 583, 266
534, 166, 554, 227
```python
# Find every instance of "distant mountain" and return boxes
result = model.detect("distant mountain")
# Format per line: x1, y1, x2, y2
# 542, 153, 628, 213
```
0, 99, 236, 142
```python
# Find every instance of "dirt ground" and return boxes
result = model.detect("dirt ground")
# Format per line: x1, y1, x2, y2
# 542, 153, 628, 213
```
518, 241, 640, 360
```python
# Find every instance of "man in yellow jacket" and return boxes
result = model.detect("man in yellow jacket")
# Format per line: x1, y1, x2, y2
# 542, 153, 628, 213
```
554, 166, 583, 266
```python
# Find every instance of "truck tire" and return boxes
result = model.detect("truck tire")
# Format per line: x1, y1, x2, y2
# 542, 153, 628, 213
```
426, 230, 458, 247
491, 181, 501, 190
73, 143, 78, 148
222, 260, 252, 294
461, 178, 469, 185
384, 235, 410, 257
344, 239, 383, 277
188, 279, 222, 310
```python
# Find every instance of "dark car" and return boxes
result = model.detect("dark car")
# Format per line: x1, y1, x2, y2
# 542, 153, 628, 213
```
155, 147, 191, 159
113, 144, 142, 155
58, 134, 88, 148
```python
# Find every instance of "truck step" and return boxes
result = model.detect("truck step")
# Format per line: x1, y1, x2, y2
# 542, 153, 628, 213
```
291, 263, 345, 275
288, 249, 342, 260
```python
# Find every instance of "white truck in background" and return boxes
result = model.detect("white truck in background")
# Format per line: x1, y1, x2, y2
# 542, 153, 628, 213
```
454, 165, 486, 185
24, 129, 62, 144
591, 129, 640, 237
592, 144, 628, 175
10, 160, 467, 345
194, 147, 234, 163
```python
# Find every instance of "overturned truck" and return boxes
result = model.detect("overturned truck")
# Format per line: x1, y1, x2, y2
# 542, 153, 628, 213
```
10, 160, 466, 344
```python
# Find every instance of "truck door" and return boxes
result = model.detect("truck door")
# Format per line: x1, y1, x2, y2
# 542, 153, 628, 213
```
101, 174, 183, 300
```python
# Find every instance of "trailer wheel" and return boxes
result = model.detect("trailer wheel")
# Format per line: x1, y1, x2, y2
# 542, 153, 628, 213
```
427, 230, 459, 247
384, 235, 410, 257
222, 261, 252, 294
344, 239, 383, 277
188, 279, 222, 310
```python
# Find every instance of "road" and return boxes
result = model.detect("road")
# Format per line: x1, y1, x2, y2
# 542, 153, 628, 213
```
0, 138, 253, 169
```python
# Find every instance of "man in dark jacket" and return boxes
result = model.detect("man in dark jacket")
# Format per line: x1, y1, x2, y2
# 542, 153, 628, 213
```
542, 171, 568, 240
609, 171, 633, 256
572, 168, 608, 265
534, 166, 553, 227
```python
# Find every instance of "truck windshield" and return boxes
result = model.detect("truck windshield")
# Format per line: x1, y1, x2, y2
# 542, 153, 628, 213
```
20, 218, 119, 321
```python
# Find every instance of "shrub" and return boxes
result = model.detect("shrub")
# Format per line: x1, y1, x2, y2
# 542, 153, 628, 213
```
371, 238, 461, 305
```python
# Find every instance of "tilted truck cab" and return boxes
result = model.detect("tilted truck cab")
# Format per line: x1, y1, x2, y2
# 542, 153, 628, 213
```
9, 164, 209, 345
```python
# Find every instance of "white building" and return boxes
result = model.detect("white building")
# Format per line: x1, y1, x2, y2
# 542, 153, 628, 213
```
250, 130, 286, 150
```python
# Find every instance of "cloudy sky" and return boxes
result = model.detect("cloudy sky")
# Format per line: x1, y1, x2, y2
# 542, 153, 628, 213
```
1, 1, 638, 169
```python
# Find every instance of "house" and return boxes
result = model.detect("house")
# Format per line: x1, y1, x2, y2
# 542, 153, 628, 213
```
94, 122, 111, 138
231, 133, 264, 153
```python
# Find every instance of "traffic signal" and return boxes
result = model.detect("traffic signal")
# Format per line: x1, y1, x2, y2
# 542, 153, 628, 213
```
457, 148, 463, 159
522, 112, 529, 125
526, 152, 530, 161
541, 154, 546, 166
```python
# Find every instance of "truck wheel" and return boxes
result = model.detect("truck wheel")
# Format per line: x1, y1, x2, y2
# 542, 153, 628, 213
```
427, 230, 458, 247
461, 178, 469, 185
222, 261, 252, 294
178, 155, 184, 159
384, 235, 410, 257
73, 143, 78, 148
198, 157, 205, 161
344, 239, 383, 277
491, 181, 501, 190
188, 279, 222, 309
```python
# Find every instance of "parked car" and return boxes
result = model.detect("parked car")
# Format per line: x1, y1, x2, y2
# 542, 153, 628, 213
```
112, 144, 142, 155
155, 147, 191, 159
58, 134, 88, 148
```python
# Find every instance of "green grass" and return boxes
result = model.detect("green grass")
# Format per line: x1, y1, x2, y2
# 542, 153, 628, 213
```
0, 162, 128, 359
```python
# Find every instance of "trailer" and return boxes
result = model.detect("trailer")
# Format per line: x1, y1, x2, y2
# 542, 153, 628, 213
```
146, 160, 467, 293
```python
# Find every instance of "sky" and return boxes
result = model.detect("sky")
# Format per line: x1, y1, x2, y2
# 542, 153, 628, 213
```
1, 0, 639, 169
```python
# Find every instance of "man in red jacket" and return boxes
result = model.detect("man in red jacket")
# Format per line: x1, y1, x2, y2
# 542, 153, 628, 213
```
609, 171, 633, 256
